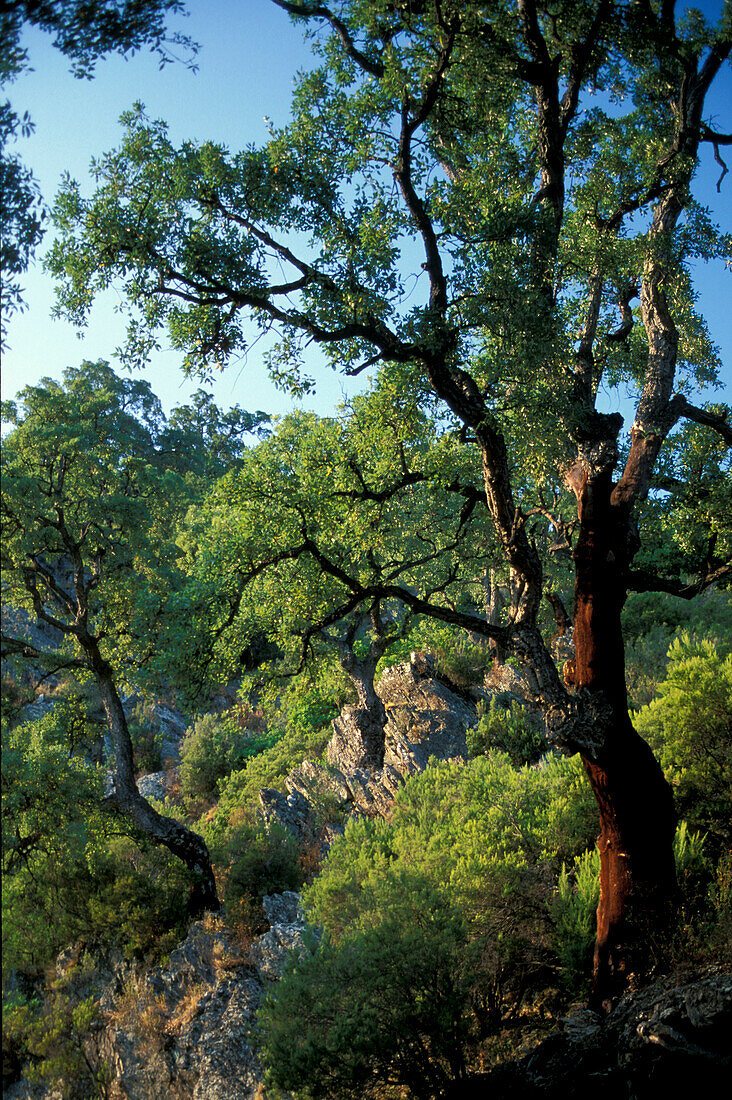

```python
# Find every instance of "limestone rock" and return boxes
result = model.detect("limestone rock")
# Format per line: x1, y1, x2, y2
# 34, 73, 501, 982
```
137, 771, 171, 803
85, 896, 306, 1099
259, 657, 479, 840
285, 759, 352, 808
250, 893, 310, 983
259, 787, 310, 837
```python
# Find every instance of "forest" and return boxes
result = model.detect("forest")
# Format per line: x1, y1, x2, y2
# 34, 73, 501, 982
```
2, 1, 731, 1098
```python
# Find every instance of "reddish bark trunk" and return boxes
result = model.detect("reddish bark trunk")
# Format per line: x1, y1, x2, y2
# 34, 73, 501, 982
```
570, 469, 676, 1008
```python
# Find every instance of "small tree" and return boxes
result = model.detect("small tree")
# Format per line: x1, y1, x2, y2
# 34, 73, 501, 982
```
183, 384, 496, 766
1, 361, 219, 912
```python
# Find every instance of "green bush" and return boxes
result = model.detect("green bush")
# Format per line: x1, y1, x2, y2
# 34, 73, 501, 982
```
85, 835, 194, 960
2, 713, 106, 972
634, 633, 732, 837
222, 820, 302, 911
258, 753, 602, 1094
2, 708, 196, 970
180, 712, 278, 803
467, 696, 546, 765
3, 985, 110, 1099
259, 875, 470, 1100
128, 701, 165, 774
550, 848, 600, 989
623, 590, 732, 708
551, 823, 713, 989
211, 722, 332, 840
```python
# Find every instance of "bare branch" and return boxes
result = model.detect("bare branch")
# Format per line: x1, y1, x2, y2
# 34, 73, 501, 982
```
271, 0, 385, 78
626, 562, 732, 599
674, 396, 732, 445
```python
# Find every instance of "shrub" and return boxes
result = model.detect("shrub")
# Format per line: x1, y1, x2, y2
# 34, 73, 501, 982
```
550, 848, 600, 989
211, 721, 332, 838
3, 986, 111, 1099
128, 701, 165, 774
634, 633, 732, 838
467, 696, 546, 765
551, 822, 713, 989
222, 820, 303, 910
259, 875, 470, 1100
180, 712, 278, 803
259, 753, 603, 1093
3, 707, 195, 970
623, 589, 732, 708
85, 835, 194, 960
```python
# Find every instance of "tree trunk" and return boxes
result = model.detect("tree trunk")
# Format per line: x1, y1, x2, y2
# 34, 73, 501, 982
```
88, 643, 220, 915
340, 651, 388, 769
568, 470, 676, 1008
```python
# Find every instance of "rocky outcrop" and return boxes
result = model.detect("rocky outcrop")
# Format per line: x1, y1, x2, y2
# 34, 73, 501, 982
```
96, 894, 308, 1099
249, 893, 310, 982
258, 654, 477, 839
6, 895, 307, 1100
457, 969, 732, 1099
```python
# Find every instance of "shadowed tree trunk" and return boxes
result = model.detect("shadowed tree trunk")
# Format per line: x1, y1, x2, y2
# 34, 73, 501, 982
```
566, 465, 676, 1005
8, 551, 221, 918
86, 638, 220, 915
323, 604, 397, 769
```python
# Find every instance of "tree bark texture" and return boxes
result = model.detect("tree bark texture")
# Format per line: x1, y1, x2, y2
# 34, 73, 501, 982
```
567, 468, 676, 1006
87, 642, 220, 915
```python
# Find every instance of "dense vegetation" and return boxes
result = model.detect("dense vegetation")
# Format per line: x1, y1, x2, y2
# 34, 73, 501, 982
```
2, 0, 731, 1096
2, 363, 730, 1096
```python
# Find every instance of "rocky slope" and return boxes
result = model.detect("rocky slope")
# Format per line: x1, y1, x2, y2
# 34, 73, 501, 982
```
6, 654, 730, 1099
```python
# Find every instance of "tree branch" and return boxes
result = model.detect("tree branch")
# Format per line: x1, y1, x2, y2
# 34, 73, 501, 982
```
270, 0, 385, 78
626, 562, 732, 599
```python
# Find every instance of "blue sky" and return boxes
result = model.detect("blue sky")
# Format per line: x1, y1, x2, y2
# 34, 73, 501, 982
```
2, 0, 730, 420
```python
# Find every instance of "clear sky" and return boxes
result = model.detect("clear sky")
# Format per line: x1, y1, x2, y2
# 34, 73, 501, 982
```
2, 0, 730, 421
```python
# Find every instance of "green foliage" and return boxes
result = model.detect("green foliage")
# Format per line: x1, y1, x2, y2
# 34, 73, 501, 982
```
85, 834, 193, 960
179, 712, 278, 804
634, 633, 732, 837
2, 707, 193, 971
623, 589, 732, 708
211, 720, 332, 838
467, 696, 546, 765
177, 391, 490, 695
3, 986, 111, 1100
221, 820, 302, 916
1, 361, 188, 679
552, 822, 713, 989
551, 849, 601, 989
2, 709, 106, 972
127, 701, 165, 774
259, 876, 469, 1099
307, 754, 596, 936
259, 753, 600, 1093
376, 618, 494, 686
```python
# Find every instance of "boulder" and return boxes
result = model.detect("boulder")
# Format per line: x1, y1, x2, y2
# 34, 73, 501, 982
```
137, 771, 171, 803
250, 893, 310, 983
467, 969, 732, 1099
